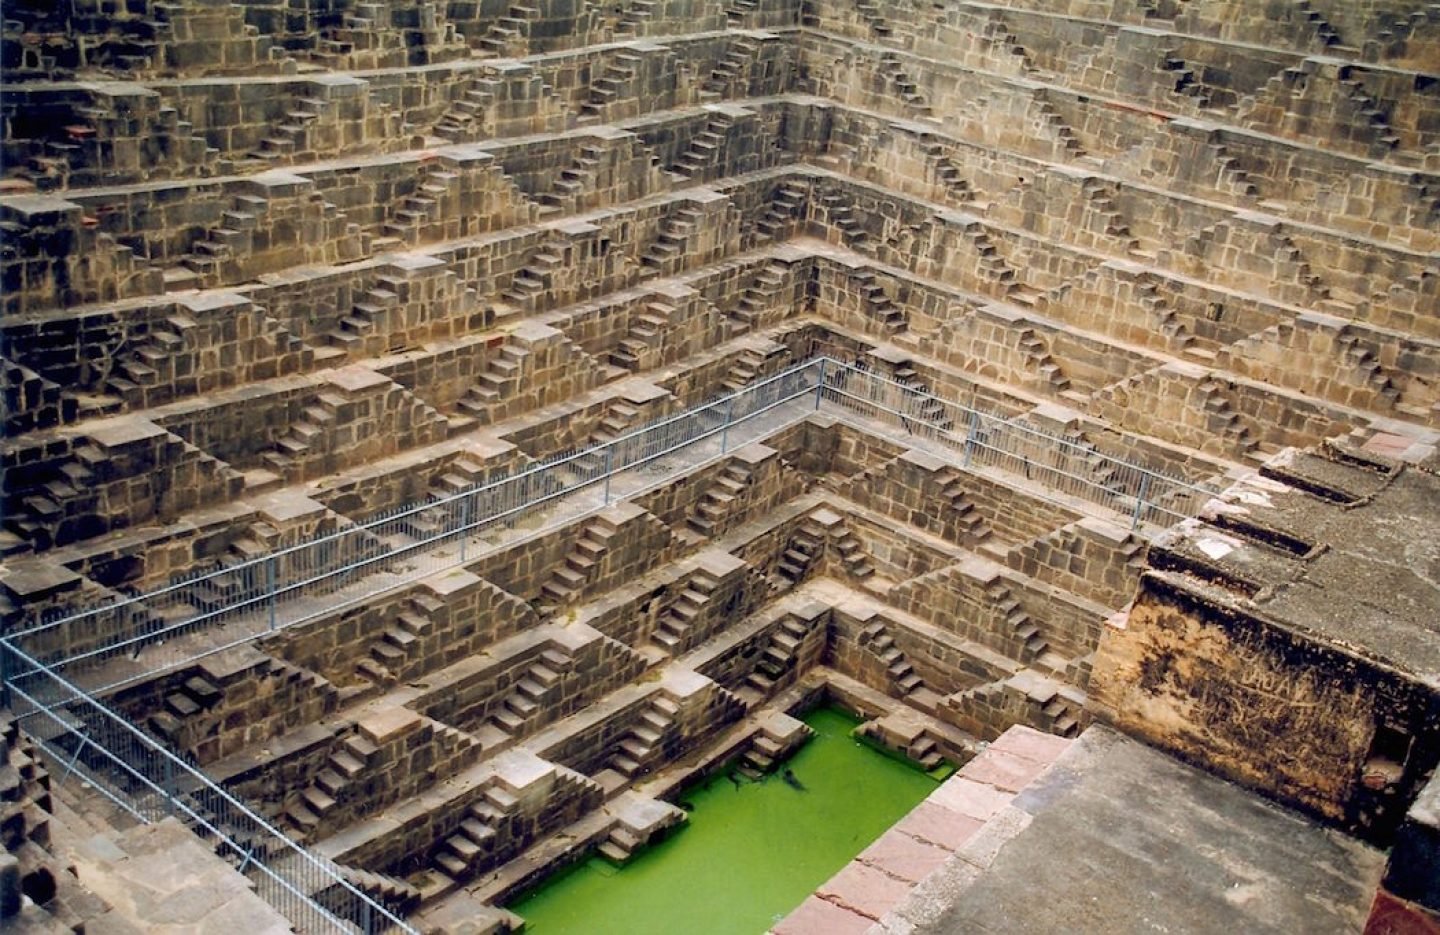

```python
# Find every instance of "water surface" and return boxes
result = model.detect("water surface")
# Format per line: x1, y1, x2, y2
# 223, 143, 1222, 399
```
510, 706, 941, 934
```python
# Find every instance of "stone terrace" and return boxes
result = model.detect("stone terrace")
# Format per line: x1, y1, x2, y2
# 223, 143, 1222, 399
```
1, 0, 1437, 930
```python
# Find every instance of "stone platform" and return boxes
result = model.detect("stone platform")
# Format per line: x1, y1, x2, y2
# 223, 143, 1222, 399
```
777, 724, 1384, 934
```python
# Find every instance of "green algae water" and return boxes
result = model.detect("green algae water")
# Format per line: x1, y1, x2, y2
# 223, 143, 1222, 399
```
509, 706, 941, 934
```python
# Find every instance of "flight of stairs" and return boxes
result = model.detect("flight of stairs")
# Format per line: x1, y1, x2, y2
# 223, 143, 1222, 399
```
578, 52, 641, 124
686, 459, 754, 536
671, 113, 735, 180
650, 569, 722, 654
356, 593, 444, 686
700, 38, 759, 99
608, 300, 673, 371
859, 621, 924, 696
487, 649, 572, 740
774, 524, 824, 585
639, 205, 704, 275
986, 580, 1048, 661
456, 343, 530, 421
738, 615, 811, 703
608, 695, 678, 779
536, 516, 619, 614
537, 143, 603, 215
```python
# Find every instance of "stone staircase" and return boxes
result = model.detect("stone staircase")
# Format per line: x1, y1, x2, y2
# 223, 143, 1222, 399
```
1017, 328, 1072, 394
434, 785, 511, 879
488, 649, 572, 739
986, 580, 1048, 661
686, 459, 754, 536
650, 568, 722, 653
1195, 376, 1259, 456
854, 269, 907, 334
578, 52, 642, 124
831, 528, 876, 584
250, 97, 327, 165
615, 0, 659, 37
1034, 95, 1086, 158
434, 75, 498, 141
739, 615, 811, 702
720, 347, 768, 392
671, 113, 735, 179
456, 343, 530, 421
478, 3, 537, 56
322, 865, 422, 917
1081, 179, 1141, 253
938, 469, 994, 546
755, 179, 808, 240
609, 300, 673, 371
608, 695, 678, 779
725, 263, 786, 334
145, 673, 220, 740
323, 274, 408, 353
820, 189, 871, 250
855, 0, 895, 39
384, 166, 460, 245
283, 732, 379, 835
103, 313, 196, 402
536, 516, 620, 614
640, 204, 704, 275
537, 143, 604, 215
858, 620, 924, 696
892, 363, 955, 431
919, 138, 975, 205
878, 51, 934, 119
262, 393, 345, 474
1160, 49, 1215, 109
701, 37, 759, 98
356, 593, 445, 686
725, 0, 760, 26
498, 245, 563, 310
774, 523, 824, 585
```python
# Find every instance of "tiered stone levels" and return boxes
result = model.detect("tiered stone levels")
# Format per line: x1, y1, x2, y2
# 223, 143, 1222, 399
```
1, 0, 1435, 928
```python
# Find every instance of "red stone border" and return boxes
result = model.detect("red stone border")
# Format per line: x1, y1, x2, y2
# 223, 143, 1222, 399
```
772, 726, 1073, 935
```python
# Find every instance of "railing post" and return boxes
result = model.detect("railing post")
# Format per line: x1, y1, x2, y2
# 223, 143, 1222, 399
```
266, 557, 277, 632
1132, 472, 1152, 530
603, 444, 614, 505
460, 494, 471, 562
963, 411, 980, 467
721, 395, 734, 453
163, 754, 176, 817
813, 358, 827, 410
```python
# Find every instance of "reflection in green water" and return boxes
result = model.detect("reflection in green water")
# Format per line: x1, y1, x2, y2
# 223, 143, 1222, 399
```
509, 706, 940, 934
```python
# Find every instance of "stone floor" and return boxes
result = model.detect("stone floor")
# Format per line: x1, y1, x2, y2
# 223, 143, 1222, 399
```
781, 724, 1385, 935
54, 819, 292, 935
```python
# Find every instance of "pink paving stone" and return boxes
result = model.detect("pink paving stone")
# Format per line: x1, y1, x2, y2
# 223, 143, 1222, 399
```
772, 895, 875, 935
987, 726, 1073, 765
959, 747, 1052, 793
928, 776, 1015, 821
817, 861, 914, 921
895, 800, 985, 852
1363, 432, 1415, 456
857, 828, 953, 883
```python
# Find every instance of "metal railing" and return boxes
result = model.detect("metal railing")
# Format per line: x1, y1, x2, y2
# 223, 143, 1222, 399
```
6, 361, 825, 694
7, 357, 1219, 692
816, 360, 1217, 527
1, 642, 415, 934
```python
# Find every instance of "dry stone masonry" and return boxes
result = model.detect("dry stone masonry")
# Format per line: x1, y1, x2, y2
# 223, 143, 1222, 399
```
1, 0, 1437, 931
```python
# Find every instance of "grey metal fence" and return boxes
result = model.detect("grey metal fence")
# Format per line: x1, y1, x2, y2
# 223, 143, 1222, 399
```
6, 358, 1220, 696
816, 360, 1217, 527
1, 643, 415, 934
6, 360, 826, 696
